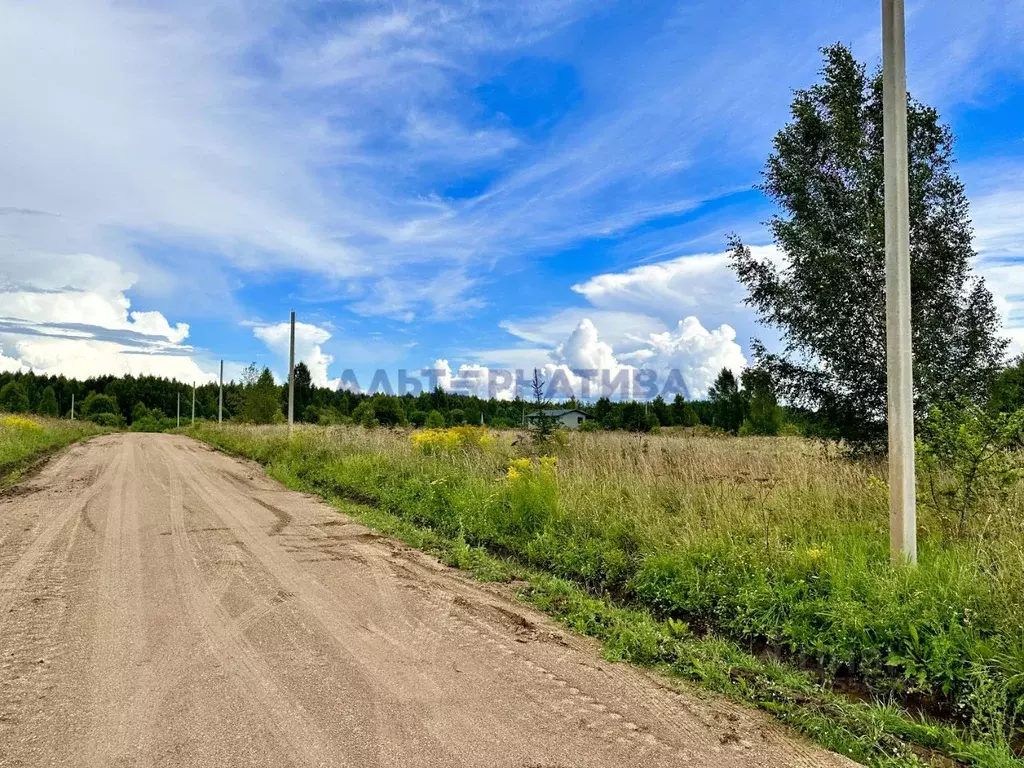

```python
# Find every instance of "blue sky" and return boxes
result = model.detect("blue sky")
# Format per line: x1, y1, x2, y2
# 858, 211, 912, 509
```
1, 0, 1023, 399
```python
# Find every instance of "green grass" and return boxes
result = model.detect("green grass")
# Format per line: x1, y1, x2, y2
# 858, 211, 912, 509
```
0, 414, 106, 487
189, 422, 1024, 767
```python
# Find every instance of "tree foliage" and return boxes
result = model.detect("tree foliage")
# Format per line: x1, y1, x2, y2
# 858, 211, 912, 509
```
529, 369, 557, 444
239, 365, 282, 424
729, 44, 1006, 448
0, 381, 30, 413
740, 369, 783, 436
708, 368, 746, 434
82, 392, 118, 420
989, 355, 1024, 414
0, 366, 809, 435
37, 386, 59, 417
371, 393, 405, 427
918, 401, 1024, 537
671, 394, 699, 427
352, 400, 377, 428
285, 362, 314, 421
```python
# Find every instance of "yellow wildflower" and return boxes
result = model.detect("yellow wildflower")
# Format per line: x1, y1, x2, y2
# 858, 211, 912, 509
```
0, 415, 42, 431
411, 426, 496, 453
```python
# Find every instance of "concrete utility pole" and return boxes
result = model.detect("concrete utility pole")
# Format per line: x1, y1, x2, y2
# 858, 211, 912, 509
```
288, 310, 296, 435
176, 392, 180, 428
70, 393, 74, 421
882, 0, 917, 565
191, 382, 196, 425
218, 360, 224, 425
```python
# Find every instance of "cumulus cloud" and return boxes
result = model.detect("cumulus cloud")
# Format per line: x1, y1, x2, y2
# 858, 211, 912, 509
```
4, 337, 215, 383
461, 314, 746, 401
571, 245, 782, 333
253, 321, 339, 389
483, 241, 758, 400
425, 356, 616, 402
546, 316, 745, 400
547, 319, 638, 399
0, 345, 28, 375
426, 359, 518, 401
0, 253, 216, 382
499, 309, 666, 352
551, 319, 621, 372
621, 317, 746, 399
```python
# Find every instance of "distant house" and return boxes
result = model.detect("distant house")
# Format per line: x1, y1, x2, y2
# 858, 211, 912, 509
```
527, 408, 589, 429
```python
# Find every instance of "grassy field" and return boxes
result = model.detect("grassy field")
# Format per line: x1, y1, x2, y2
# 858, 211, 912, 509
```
0, 414, 105, 486
189, 422, 1024, 767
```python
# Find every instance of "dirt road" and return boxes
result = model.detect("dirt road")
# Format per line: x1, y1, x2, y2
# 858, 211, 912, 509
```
0, 434, 854, 767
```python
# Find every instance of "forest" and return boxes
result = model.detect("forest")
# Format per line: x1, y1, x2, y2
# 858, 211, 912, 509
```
0, 362, 771, 434
3, 352, 1024, 438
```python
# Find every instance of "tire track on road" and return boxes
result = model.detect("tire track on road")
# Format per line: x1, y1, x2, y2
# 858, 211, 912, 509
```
0, 433, 860, 768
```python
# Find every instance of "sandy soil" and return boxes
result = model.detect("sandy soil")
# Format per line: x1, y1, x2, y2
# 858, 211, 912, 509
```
0, 433, 856, 767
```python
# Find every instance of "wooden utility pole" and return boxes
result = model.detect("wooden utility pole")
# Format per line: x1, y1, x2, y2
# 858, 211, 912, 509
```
288, 311, 296, 435
882, 0, 917, 565
218, 360, 224, 425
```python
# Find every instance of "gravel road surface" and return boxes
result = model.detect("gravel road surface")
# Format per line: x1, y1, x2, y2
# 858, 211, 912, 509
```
0, 433, 855, 767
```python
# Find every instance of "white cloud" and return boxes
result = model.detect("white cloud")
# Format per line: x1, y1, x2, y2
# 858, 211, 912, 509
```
546, 319, 639, 399
460, 315, 745, 401
488, 243, 756, 399
5, 337, 215, 383
963, 165, 1024, 355
551, 319, 619, 372
426, 355, 628, 402
972, 189, 1024, 261
0, 0, 606, 323
545, 316, 745, 400
128, 312, 190, 345
621, 317, 746, 399
571, 245, 782, 333
2, 0, 1022, 395
499, 309, 667, 351
253, 321, 339, 389
0, 345, 27, 374
0, 253, 216, 381
0, 2, 363, 279
977, 259, 1024, 355
349, 269, 485, 323
425, 359, 517, 401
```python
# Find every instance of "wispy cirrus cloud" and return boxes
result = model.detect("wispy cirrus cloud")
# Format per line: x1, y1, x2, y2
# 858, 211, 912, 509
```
2, 0, 1023, 384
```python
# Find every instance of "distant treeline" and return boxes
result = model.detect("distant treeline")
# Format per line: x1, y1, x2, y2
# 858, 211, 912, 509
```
0, 363, 790, 434
3, 356, 1023, 436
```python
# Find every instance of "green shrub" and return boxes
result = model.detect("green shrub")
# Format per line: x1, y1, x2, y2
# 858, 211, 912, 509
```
0, 381, 30, 413
37, 387, 59, 417
130, 415, 173, 432
91, 412, 124, 427
82, 393, 119, 420
352, 401, 377, 428
918, 401, 1024, 537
